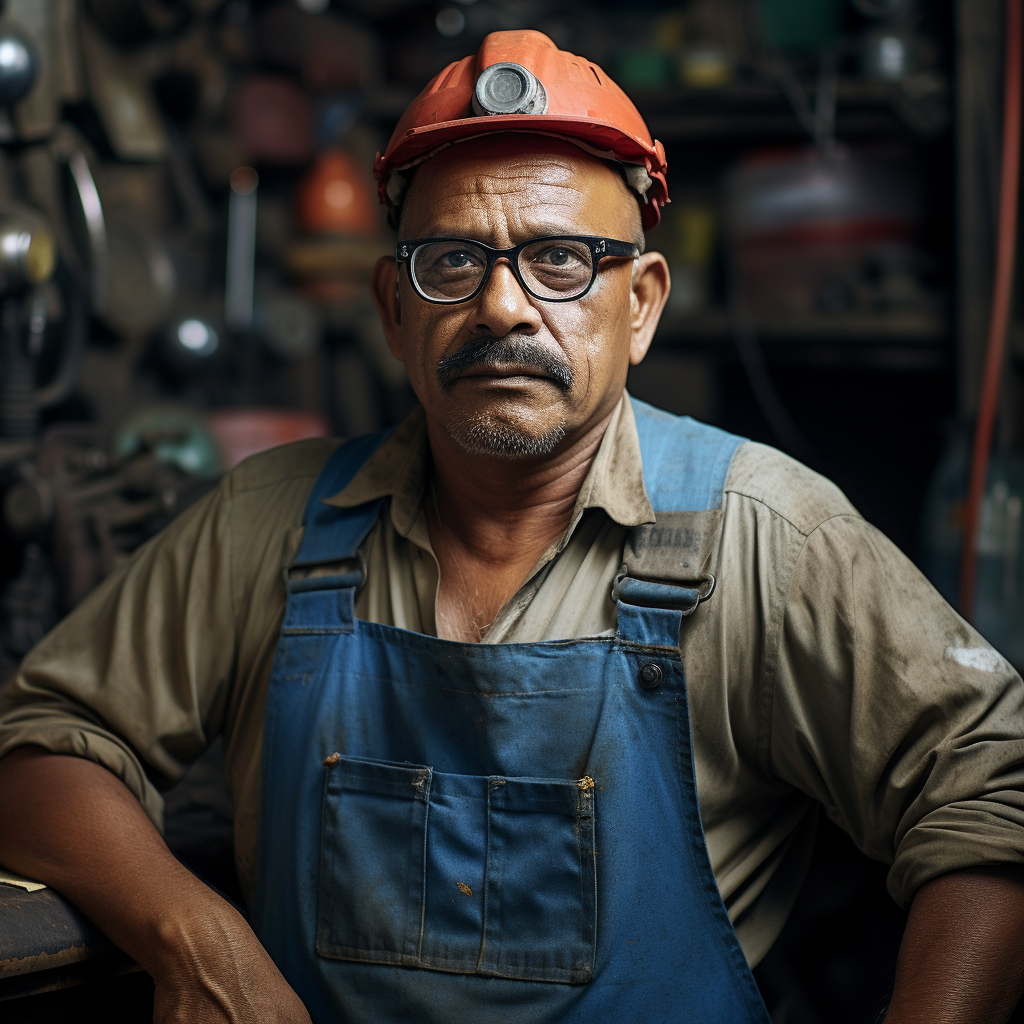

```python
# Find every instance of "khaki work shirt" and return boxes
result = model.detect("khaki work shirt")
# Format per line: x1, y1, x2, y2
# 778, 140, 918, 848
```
3, 393, 1024, 967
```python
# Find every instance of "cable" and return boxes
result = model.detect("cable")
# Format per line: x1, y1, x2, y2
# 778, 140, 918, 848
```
737, 47, 831, 466
959, 0, 1023, 620
730, 302, 816, 465
765, 51, 818, 140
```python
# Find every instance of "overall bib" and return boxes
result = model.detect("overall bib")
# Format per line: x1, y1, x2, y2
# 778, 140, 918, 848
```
254, 398, 771, 1023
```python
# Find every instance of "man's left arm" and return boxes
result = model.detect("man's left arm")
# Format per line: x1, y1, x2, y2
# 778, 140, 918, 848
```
768, 513, 1024, 1022
885, 866, 1024, 1023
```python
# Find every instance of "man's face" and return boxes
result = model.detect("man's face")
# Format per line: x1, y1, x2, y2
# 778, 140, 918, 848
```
374, 135, 662, 459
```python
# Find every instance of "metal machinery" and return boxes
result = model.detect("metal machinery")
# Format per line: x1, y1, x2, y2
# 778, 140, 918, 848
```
0, 12, 228, 1012
0, 11, 226, 687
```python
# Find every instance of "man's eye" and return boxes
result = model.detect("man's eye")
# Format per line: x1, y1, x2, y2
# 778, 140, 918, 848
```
443, 251, 475, 268
536, 247, 580, 267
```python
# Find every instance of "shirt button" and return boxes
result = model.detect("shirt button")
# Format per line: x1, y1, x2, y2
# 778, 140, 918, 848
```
638, 663, 663, 690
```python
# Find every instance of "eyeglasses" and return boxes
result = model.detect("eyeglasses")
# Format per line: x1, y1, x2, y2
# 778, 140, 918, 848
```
395, 235, 639, 305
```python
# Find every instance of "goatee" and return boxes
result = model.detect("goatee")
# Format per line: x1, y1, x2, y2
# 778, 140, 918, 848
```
445, 412, 567, 459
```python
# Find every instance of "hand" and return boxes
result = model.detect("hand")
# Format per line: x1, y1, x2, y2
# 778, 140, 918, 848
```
150, 899, 311, 1024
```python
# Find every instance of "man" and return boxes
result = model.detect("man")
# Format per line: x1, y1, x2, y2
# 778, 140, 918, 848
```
1, 29, 1024, 1024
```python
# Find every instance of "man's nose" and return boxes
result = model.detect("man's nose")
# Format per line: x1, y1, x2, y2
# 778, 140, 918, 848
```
472, 258, 542, 336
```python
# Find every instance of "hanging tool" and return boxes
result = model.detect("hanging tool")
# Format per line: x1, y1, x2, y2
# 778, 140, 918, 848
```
0, 209, 85, 440
225, 165, 257, 333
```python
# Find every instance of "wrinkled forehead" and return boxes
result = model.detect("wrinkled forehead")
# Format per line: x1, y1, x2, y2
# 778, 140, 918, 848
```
399, 134, 639, 241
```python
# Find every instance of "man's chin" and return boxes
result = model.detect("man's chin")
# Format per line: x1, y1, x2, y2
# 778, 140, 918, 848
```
444, 410, 568, 460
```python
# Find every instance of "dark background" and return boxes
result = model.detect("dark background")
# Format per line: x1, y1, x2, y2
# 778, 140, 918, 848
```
0, 0, 1018, 1020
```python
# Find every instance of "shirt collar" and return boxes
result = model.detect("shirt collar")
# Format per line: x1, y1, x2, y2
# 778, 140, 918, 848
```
322, 391, 655, 538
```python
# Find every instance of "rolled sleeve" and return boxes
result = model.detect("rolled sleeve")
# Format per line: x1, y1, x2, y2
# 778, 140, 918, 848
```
0, 473, 238, 832
769, 514, 1024, 907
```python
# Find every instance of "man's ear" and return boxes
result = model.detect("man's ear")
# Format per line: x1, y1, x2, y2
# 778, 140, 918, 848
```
370, 256, 404, 360
628, 252, 670, 366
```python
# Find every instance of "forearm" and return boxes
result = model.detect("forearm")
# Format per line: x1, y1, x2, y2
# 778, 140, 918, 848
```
0, 745, 239, 979
0, 745, 311, 1022
884, 867, 1024, 1024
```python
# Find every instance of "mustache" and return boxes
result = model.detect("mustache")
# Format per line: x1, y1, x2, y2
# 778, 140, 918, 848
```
435, 335, 574, 393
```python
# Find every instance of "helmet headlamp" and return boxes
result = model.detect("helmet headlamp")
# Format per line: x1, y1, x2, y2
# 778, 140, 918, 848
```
472, 62, 548, 117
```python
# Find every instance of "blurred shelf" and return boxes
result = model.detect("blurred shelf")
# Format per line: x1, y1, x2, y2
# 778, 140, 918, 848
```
284, 238, 389, 278
633, 78, 948, 141
658, 308, 947, 340
655, 309, 951, 369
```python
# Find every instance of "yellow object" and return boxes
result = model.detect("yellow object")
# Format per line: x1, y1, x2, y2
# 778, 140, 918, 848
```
677, 204, 718, 268
679, 48, 733, 89
24, 228, 55, 284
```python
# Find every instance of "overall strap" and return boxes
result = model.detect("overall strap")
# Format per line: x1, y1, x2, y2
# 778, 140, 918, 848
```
282, 429, 394, 635
629, 396, 742, 513
293, 428, 395, 567
616, 398, 745, 648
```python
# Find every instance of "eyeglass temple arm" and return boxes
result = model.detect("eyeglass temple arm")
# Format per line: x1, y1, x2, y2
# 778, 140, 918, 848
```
598, 240, 640, 259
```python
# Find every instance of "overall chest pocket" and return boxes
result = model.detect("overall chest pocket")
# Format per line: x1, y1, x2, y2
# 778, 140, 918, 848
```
316, 754, 597, 984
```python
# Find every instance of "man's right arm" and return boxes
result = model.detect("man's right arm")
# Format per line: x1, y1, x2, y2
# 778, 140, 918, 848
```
0, 451, 336, 1020
0, 745, 310, 1022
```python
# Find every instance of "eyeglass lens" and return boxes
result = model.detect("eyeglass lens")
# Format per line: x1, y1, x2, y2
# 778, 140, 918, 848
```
409, 239, 595, 301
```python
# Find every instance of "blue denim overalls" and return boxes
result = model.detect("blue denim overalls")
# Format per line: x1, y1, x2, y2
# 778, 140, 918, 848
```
253, 398, 771, 1023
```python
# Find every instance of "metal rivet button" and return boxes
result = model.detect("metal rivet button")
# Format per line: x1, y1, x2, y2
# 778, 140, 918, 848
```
638, 663, 663, 690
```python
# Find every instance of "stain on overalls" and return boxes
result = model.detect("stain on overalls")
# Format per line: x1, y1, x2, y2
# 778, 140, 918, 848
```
253, 398, 771, 1023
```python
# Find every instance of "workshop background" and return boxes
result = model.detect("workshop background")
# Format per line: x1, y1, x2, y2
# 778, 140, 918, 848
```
0, 0, 1019, 1021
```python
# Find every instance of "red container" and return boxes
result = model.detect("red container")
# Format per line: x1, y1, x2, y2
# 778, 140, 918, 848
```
725, 147, 925, 316
205, 408, 331, 469
295, 149, 378, 237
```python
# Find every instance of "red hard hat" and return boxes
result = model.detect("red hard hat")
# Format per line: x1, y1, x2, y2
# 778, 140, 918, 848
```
374, 30, 669, 229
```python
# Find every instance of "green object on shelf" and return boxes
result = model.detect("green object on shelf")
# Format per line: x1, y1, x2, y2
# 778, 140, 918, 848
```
758, 0, 842, 52
615, 51, 674, 89
114, 408, 222, 477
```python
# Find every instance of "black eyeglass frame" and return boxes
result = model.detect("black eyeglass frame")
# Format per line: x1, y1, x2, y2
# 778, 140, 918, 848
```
395, 235, 640, 305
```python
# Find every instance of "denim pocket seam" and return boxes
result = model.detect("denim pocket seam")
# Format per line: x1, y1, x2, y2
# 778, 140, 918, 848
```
414, 775, 431, 962
316, 757, 597, 985
315, 759, 431, 961
575, 788, 597, 982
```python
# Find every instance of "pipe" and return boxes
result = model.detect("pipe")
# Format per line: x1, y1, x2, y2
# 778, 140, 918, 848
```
66, 150, 108, 315
225, 166, 259, 333
960, 0, 1023, 621
34, 261, 87, 411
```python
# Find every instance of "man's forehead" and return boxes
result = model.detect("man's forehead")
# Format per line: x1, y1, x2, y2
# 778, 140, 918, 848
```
401, 134, 634, 238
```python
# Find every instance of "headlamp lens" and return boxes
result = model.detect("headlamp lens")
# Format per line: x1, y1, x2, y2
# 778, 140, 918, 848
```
487, 67, 527, 107
473, 62, 548, 116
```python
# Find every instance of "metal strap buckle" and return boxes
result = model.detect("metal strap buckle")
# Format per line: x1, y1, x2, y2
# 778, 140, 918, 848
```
611, 570, 716, 617
286, 551, 367, 594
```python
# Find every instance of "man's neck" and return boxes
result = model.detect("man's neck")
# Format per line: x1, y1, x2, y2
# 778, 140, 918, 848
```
423, 403, 618, 642
425, 408, 615, 565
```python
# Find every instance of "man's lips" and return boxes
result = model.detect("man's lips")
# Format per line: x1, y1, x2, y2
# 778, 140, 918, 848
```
455, 365, 557, 381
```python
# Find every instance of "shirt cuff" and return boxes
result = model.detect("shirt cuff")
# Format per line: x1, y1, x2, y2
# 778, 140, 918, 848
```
0, 718, 165, 832
888, 800, 1024, 906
